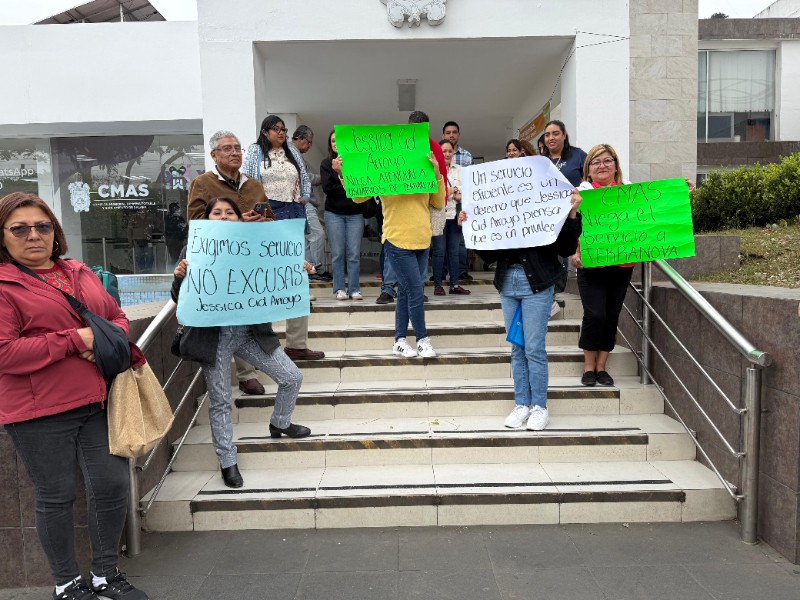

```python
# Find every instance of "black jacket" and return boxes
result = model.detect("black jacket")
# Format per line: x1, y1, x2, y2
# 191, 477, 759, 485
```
476, 215, 582, 294
170, 249, 280, 365
321, 158, 363, 215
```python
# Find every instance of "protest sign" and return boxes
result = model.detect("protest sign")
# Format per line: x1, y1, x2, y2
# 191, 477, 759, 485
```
176, 219, 309, 327
334, 123, 437, 197
578, 178, 695, 267
461, 156, 574, 250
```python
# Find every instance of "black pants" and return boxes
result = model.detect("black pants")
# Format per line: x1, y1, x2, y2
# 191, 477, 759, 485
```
577, 266, 634, 352
6, 403, 129, 585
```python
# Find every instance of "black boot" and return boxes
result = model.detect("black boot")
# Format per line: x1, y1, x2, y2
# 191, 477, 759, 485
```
221, 464, 243, 488
269, 423, 311, 438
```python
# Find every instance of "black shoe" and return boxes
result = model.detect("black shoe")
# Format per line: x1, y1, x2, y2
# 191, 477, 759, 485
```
316, 271, 333, 281
90, 570, 149, 600
376, 292, 395, 304
55, 578, 98, 600
423, 295, 429, 302
595, 370, 615, 386
460, 273, 474, 281
581, 370, 597, 386
270, 423, 311, 438
221, 464, 244, 488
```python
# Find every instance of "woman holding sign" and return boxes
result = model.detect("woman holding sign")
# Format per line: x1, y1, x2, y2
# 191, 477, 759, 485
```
458, 191, 583, 431
347, 151, 446, 358
572, 144, 634, 387
172, 197, 310, 489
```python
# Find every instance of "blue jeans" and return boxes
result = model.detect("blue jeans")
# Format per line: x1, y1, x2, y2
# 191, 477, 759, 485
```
500, 266, 553, 408
432, 218, 463, 288
381, 242, 398, 297
326, 211, 364, 295
386, 241, 429, 341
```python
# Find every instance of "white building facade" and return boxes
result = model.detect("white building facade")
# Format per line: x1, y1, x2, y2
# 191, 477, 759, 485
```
0, 0, 698, 276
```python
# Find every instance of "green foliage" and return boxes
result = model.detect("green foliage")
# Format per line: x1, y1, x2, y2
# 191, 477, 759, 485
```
691, 153, 800, 232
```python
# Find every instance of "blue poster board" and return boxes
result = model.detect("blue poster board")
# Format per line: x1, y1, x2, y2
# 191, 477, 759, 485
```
176, 219, 309, 326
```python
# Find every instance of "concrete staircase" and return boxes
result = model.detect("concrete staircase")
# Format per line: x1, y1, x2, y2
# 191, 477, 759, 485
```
142, 277, 736, 531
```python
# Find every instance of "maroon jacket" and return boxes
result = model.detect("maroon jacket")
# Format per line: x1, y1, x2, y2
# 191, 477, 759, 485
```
0, 259, 129, 424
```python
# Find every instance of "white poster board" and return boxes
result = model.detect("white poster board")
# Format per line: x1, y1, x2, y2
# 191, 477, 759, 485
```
461, 156, 574, 250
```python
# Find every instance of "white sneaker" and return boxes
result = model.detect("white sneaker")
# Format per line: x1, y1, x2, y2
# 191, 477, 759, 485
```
527, 406, 549, 431
335, 289, 349, 301
504, 405, 531, 428
350, 291, 363, 301
549, 300, 560, 319
416, 337, 436, 358
393, 338, 418, 357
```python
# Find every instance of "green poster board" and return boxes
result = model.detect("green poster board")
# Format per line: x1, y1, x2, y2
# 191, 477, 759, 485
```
579, 178, 696, 267
334, 123, 437, 197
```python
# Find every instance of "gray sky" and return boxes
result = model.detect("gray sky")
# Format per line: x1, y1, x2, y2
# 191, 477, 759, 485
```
0, 0, 779, 26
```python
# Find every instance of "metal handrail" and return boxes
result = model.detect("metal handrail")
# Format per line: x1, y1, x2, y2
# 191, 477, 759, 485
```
125, 300, 206, 556
635, 261, 770, 545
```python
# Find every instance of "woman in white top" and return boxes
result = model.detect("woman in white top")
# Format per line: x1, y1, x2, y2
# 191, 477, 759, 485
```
431, 139, 470, 296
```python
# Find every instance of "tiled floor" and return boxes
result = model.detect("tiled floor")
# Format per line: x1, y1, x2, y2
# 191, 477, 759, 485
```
4, 522, 799, 600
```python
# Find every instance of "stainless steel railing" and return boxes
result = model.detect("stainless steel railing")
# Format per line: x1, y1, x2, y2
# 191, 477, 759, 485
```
124, 300, 206, 556
626, 261, 770, 545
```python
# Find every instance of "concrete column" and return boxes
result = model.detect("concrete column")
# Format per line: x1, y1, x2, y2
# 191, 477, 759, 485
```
629, 0, 699, 182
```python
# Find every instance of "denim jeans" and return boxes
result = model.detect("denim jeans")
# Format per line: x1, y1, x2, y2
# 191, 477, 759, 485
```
304, 202, 326, 272
381, 242, 398, 297
432, 219, 463, 288
6, 404, 129, 584
499, 265, 554, 408
386, 241, 429, 341
202, 326, 303, 468
325, 211, 364, 295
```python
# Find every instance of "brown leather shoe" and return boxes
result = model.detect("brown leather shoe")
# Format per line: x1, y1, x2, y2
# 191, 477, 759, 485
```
449, 285, 471, 295
238, 378, 265, 395
434, 286, 446, 296
285, 347, 325, 361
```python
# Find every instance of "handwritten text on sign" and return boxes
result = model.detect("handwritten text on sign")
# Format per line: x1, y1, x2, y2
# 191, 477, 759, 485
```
334, 123, 437, 197
461, 156, 573, 250
176, 219, 310, 327
579, 178, 696, 267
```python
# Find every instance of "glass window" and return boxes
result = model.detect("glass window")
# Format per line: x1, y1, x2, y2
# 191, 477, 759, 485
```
52, 134, 204, 274
0, 139, 48, 196
698, 50, 776, 143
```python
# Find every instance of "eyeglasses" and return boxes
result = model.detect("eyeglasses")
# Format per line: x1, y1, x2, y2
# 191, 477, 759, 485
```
5, 222, 55, 238
270, 127, 289, 135
215, 144, 242, 154
589, 158, 616, 168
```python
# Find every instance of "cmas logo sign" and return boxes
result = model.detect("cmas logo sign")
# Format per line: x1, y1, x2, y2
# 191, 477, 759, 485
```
380, 0, 447, 27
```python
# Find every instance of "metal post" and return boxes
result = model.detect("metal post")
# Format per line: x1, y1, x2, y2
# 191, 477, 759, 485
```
640, 262, 652, 385
741, 366, 763, 544
101, 237, 108, 271
125, 458, 141, 556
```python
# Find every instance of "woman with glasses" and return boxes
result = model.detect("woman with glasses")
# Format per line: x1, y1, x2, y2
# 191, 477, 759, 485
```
0, 192, 150, 600
242, 115, 325, 362
571, 144, 634, 387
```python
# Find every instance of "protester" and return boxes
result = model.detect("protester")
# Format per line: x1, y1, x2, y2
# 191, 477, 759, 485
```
506, 139, 525, 158
375, 200, 399, 304
432, 139, 469, 296
541, 120, 587, 188
459, 188, 583, 431
442, 120, 472, 283
571, 143, 634, 387
172, 197, 310, 488
0, 192, 150, 600
241, 117, 326, 362
292, 125, 331, 281
537, 134, 546, 156
346, 117, 446, 357
320, 130, 364, 300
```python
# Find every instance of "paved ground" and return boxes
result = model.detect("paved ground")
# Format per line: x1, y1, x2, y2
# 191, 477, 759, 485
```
3, 522, 800, 600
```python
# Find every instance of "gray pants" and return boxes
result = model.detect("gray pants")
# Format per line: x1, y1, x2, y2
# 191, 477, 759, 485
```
305, 202, 327, 272
202, 326, 303, 468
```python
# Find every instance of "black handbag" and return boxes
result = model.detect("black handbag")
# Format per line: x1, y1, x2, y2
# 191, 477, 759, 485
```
15, 263, 131, 380
360, 197, 379, 219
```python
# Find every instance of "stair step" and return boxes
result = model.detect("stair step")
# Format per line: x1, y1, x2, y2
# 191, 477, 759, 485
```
171, 414, 695, 472
272, 320, 582, 350
279, 346, 637, 383
142, 460, 736, 531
